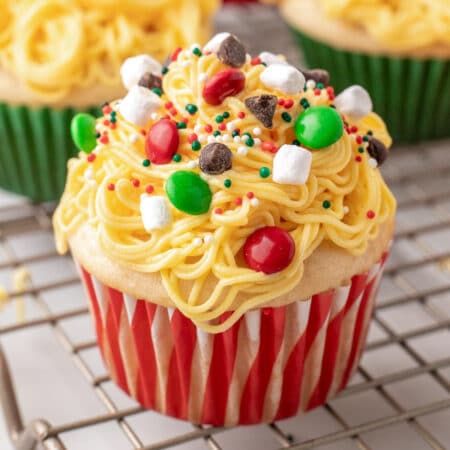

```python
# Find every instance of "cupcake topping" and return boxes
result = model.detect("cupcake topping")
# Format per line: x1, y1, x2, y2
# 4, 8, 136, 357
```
140, 195, 172, 231
300, 69, 330, 86
334, 85, 373, 121
272, 144, 312, 185
260, 64, 305, 94
71, 113, 97, 154
145, 119, 180, 164
202, 69, 246, 106
217, 35, 246, 68
138, 72, 163, 93
121, 54, 162, 90
245, 95, 278, 128
367, 137, 388, 166
199, 143, 233, 175
119, 86, 162, 127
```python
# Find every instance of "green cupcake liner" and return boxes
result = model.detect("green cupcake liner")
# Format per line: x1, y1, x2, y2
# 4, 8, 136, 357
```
290, 30, 450, 142
0, 103, 100, 202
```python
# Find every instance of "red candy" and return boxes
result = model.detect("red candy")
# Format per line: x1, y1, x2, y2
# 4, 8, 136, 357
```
145, 119, 179, 164
202, 69, 246, 106
244, 226, 295, 274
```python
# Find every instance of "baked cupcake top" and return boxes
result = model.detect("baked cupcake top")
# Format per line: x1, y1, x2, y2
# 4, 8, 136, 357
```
0, 0, 218, 105
320, 0, 450, 51
54, 34, 396, 331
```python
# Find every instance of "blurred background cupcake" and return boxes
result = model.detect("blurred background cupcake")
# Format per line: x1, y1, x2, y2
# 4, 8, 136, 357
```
0, 0, 219, 202
274, 0, 450, 143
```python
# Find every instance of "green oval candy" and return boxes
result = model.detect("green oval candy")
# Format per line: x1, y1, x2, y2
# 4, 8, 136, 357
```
166, 171, 212, 215
71, 113, 97, 153
294, 106, 343, 150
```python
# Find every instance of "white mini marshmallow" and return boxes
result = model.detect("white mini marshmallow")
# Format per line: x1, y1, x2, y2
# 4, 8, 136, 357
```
334, 85, 373, 121
273, 145, 312, 185
259, 51, 288, 66
119, 86, 162, 127
203, 32, 231, 54
260, 64, 305, 95
140, 195, 172, 231
120, 54, 162, 90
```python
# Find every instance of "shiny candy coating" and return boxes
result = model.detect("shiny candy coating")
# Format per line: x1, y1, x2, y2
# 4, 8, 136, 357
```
202, 69, 246, 106
294, 106, 343, 150
145, 119, 179, 164
244, 226, 296, 274
165, 171, 212, 215
70, 113, 97, 153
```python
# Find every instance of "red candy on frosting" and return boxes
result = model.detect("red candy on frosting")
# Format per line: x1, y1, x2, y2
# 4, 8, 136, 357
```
145, 119, 179, 164
244, 226, 295, 274
202, 69, 246, 106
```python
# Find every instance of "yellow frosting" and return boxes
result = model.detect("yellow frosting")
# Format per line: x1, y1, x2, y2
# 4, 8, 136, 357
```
319, 0, 450, 51
0, 0, 218, 101
54, 47, 396, 333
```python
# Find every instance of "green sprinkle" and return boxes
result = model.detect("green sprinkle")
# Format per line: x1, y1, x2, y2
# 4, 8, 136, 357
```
110, 117, 117, 124
110, 111, 117, 117
232, 130, 240, 137
245, 137, 254, 147
316, 83, 324, 90
358, 147, 365, 153
242, 132, 251, 138
224, 179, 232, 188
222, 111, 230, 119
261, 62, 267, 66
152, 88, 162, 97
173, 154, 182, 162
303, 86, 308, 92
192, 47, 202, 57
177, 122, 187, 129
363, 135, 370, 142
322, 200, 331, 209
213, 130, 221, 137
215, 115, 224, 123
281, 112, 292, 123
161, 67, 169, 75
292, 139, 300, 146
191, 141, 201, 151
259, 167, 270, 178
143, 159, 151, 167
186, 104, 198, 115
367, 130, 373, 136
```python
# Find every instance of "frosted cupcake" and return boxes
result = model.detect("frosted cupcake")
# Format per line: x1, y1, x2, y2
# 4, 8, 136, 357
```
0, 0, 218, 201
54, 34, 396, 425
279, 0, 450, 142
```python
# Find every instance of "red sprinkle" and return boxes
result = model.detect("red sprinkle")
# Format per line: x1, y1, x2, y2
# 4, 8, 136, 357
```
169, 108, 178, 116
355, 156, 362, 162
356, 135, 363, 144
188, 133, 198, 143
367, 210, 376, 219
278, 98, 285, 106
162, 114, 170, 120
170, 47, 182, 62
140, 129, 147, 136
146, 185, 154, 194
103, 119, 110, 126
110, 123, 117, 130
132, 179, 140, 188
181, 117, 189, 124
326, 86, 335, 96
238, 112, 245, 119
215, 208, 223, 215
99, 135, 109, 144
102, 105, 112, 114
235, 197, 243, 206
262, 141, 277, 153
350, 125, 358, 134
284, 99, 294, 109
251, 57, 261, 65
204, 124, 213, 133
246, 192, 254, 199
107, 183, 115, 191
218, 123, 226, 131
314, 88, 321, 96
87, 154, 96, 163
165, 101, 173, 109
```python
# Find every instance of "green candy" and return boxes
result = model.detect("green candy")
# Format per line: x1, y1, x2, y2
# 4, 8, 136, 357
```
165, 171, 212, 215
71, 113, 97, 153
294, 106, 343, 150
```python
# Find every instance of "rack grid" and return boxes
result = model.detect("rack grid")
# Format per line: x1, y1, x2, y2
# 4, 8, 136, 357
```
1, 4, 450, 450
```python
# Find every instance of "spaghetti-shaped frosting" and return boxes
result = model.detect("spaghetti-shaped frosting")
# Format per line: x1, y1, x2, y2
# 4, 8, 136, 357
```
0, 0, 218, 100
54, 45, 396, 333
319, 0, 450, 50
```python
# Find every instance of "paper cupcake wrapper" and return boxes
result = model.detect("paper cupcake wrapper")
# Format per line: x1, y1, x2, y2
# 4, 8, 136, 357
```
0, 103, 100, 202
289, 30, 450, 143
76, 251, 389, 426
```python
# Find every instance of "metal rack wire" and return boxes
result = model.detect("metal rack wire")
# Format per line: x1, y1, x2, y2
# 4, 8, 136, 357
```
1, 4, 450, 450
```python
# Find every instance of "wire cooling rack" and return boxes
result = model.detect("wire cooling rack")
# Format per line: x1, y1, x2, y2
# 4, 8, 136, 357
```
1, 4, 450, 450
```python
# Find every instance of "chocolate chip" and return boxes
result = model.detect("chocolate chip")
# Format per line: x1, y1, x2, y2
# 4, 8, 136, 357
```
245, 95, 278, 128
367, 137, 389, 166
300, 69, 330, 86
138, 72, 163, 92
199, 143, 233, 175
217, 35, 246, 68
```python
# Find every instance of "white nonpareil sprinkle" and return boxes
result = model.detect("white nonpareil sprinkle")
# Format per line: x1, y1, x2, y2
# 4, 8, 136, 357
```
250, 198, 260, 207
180, 60, 191, 67
140, 195, 171, 231
198, 134, 207, 143
260, 64, 305, 95
199, 73, 208, 83
204, 233, 214, 244
194, 124, 202, 133
272, 144, 312, 185
368, 158, 378, 169
334, 85, 373, 121
203, 32, 231, 54
207, 135, 216, 144
233, 136, 241, 143
226, 121, 236, 131
253, 138, 261, 147
129, 134, 140, 143
252, 127, 262, 136
222, 134, 231, 142
237, 146, 248, 156
193, 237, 203, 247
343, 206, 350, 215
84, 168, 94, 181
187, 160, 198, 169
119, 86, 162, 127
120, 54, 162, 90
306, 79, 316, 90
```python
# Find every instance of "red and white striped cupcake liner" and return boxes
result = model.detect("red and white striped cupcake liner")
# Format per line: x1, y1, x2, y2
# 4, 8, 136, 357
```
77, 251, 389, 426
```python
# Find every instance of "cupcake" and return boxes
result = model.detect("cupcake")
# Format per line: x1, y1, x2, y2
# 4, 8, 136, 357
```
53, 33, 396, 425
0, 0, 219, 202
278, 0, 450, 142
